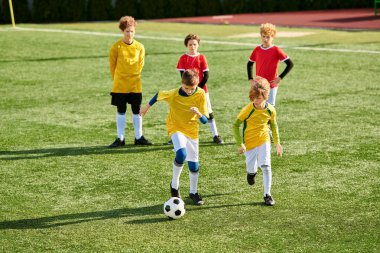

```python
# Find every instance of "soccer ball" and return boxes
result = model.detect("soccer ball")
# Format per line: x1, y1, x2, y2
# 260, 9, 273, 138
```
163, 197, 186, 219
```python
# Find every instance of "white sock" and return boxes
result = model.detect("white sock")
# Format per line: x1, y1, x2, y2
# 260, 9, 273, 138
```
261, 165, 272, 196
208, 119, 218, 137
132, 114, 142, 139
116, 113, 126, 140
171, 162, 183, 190
189, 171, 199, 194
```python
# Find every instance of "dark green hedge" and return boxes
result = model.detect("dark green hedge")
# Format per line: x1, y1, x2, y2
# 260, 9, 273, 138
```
0, 0, 373, 24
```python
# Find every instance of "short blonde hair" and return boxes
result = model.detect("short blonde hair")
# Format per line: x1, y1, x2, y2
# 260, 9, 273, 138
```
249, 76, 270, 101
260, 23, 276, 37
119, 16, 137, 31
182, 69, 199, 87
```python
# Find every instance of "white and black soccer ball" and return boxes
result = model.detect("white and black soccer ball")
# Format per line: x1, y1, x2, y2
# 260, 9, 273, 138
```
163, 197, 186, 219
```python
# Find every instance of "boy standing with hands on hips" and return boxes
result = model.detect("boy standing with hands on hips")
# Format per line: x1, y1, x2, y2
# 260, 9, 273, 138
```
247, 23, 294, 106
108, 16, 151, 148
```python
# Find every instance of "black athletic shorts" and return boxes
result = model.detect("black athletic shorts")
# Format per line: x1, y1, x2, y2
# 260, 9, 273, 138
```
110, 92, 142, 114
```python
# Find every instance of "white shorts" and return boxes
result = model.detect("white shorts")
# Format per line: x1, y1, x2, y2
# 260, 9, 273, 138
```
171, 132, 199, 162
206, 92, 213, 114
244, 142, 271, 174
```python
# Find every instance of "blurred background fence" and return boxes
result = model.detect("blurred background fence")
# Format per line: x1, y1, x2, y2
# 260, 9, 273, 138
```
0, 0, 372, 24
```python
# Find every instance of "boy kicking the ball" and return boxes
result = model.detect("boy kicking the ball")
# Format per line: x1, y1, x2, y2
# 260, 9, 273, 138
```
140, 69, 208, 205
233, 76, 283, 206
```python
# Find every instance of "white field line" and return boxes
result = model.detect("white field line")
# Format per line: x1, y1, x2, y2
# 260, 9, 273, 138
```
2, 26, 380, 55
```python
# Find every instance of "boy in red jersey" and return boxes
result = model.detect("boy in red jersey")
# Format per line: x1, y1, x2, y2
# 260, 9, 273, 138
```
108, 16, 151, 148
176, 34, 224, 144
247, 23, 294, 106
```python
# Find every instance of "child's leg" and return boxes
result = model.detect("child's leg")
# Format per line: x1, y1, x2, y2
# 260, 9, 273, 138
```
130, 94, 143, 139
244, 148, 259, 175
206, 93, 219, 137
116, 105, 127, 140
267, 87, 278, 107
171, 133, 188, 190
184, 137, 200, 194
258, 142, 272, 196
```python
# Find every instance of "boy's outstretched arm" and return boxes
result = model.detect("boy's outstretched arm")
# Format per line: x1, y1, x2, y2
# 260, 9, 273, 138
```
140, 93, 158, 116
233, 119, 246, 154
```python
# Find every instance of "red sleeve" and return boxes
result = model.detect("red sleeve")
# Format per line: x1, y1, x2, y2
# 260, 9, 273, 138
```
276, 46, 288, 61
200, 54, 209, 72
249, 46, 259, 62
176, 55, 186, 71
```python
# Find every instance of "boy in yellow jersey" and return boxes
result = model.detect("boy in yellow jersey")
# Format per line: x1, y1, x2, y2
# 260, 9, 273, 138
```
233, 76, 283, 206
140, 69, 208, 205
108, 16, 151, 148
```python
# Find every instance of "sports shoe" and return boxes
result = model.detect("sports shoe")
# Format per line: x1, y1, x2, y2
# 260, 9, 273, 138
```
108, 138, 125, 148
189, 193, 204, 205
213, 135, 224, 144
170, 184, 181, 198
134, 136, 152, 145
247, 172, 257, 185
264, 194, 275, 206
167, 140, 173, 145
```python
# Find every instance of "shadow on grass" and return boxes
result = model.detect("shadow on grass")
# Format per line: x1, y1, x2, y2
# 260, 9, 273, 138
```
0, 144, 173, 161
0, 141, 235, 161
0, 204, 164, 229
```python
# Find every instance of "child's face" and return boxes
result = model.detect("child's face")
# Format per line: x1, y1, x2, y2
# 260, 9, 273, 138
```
253, 94, 266, 104
186, 39, 199, 55
122, 26, 135, 42
260, 33, 274, 47
181, 83, 197, 96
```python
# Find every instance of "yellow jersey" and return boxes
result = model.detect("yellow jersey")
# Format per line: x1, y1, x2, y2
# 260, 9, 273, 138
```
235, 102, 280, 150
158, 87, 208, 139
109, 39, 145, 93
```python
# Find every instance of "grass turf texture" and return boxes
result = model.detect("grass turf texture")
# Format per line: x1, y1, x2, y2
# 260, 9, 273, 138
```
0, 22, 379, 252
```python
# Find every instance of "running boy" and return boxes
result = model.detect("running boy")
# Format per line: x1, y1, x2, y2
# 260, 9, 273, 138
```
233, 76, 283, 206
140, 69, 208, 205
176, 34, 223, 144
108, 16, 151, 148
247, 23, 294, 106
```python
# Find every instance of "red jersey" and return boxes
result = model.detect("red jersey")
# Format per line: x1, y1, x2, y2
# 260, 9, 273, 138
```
249, 45, 288, 88
176, 53, 209, 93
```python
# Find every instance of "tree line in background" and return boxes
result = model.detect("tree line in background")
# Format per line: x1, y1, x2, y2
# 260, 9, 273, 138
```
0, 0, 371, 24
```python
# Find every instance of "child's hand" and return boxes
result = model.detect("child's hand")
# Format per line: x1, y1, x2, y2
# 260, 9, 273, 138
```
249, 79, 255, 86
190, 107, 201, 117
139, 104, 151, 117
271, 77, 282, 86
276, 143, 283, 157
238, 144, 246, 154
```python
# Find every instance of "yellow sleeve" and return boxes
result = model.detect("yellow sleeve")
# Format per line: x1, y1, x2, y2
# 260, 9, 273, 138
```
269, 109, 280, 144
139, 45, 145, 73
109, 43, 118, 80
233, 119, 243, 146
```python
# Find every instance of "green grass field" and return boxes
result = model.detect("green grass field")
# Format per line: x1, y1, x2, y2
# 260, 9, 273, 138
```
0, 21, 379, 252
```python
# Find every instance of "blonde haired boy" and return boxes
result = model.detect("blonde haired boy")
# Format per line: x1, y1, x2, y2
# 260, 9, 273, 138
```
247, 23, 294, 106
140, 69, 208, 205
233, 76, 283, 206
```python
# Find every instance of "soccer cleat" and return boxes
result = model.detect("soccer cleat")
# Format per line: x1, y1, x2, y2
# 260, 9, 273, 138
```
213, 135, 224, 144
134, 135, 152, 145
170, 184, 181, 198
264, 194, 275, 206
167, 140, 173, 145
108, 138, 125, 148
189, 193, 204, 206
247, 172, 257, 185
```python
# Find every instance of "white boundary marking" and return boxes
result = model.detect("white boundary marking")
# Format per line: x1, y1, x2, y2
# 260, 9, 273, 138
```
1, 26, 379, 54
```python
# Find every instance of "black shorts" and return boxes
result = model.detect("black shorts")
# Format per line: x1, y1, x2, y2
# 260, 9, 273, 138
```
110, 92, 142, 114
